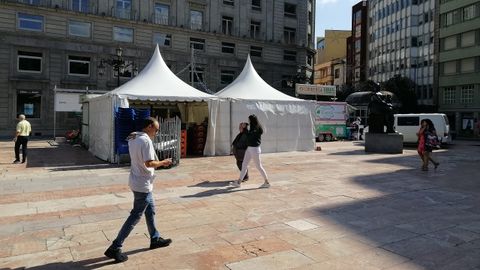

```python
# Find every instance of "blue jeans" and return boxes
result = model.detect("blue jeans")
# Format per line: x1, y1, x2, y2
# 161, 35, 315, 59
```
111, 191, 160, 249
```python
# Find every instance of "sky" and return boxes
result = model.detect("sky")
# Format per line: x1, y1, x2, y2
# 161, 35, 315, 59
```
315, 0, 360, 38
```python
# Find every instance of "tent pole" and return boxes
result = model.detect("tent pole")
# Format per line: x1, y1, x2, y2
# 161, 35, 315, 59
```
191, 47, 194, 86
229, 99, 232, 152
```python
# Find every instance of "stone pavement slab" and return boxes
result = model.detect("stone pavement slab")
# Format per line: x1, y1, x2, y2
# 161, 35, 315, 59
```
0, 140, 480, 269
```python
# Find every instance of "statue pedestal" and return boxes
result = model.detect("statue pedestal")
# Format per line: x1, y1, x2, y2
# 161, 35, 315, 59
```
365, 133, 403, 154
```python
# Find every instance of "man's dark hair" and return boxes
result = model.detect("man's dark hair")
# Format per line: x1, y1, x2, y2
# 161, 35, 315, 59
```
141, 117, 158, 130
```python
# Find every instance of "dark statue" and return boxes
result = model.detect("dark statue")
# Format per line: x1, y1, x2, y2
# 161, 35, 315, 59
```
368, 91, 396, 134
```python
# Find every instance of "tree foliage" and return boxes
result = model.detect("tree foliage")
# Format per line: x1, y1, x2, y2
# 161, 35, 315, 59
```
381, 75, 418, 113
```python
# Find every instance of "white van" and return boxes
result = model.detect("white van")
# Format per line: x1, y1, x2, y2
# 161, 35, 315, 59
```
394, 113, 452, 144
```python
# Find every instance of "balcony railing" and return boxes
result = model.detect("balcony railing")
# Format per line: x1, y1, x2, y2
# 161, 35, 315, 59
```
190, 22, 203, 31
116, 8, 131, 20
154, 14, 169, 25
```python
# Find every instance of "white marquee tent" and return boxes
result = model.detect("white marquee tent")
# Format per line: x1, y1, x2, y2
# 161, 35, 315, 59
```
204, 56, 315, 156
87, 45, 215, 162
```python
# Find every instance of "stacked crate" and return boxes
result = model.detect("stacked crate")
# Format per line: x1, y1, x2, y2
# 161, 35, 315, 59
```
188, 124, 207, 155
180, 130, 187, 158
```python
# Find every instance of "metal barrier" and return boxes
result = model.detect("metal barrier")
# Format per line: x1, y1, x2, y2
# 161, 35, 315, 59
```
153, 117, 181, 168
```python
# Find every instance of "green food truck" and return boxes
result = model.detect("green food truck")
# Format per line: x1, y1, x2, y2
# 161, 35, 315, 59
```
314, 102, 347, 141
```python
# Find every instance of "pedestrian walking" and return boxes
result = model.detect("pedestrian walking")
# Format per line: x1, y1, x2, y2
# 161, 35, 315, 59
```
13, 114, 31, 164
231, 114, 270, 188
232, 122, 249, 181
104, 117, 172, 263
417, 119, 440, 171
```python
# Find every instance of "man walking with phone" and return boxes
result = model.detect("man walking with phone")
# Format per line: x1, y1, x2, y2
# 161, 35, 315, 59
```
104, 117, 173, 263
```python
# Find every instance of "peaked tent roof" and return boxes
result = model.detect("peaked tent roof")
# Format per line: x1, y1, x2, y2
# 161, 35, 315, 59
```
108, 45, 214, 102
215, 56, 303, 101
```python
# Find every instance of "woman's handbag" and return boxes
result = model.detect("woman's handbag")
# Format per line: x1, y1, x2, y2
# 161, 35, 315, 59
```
425, 133, 440, 149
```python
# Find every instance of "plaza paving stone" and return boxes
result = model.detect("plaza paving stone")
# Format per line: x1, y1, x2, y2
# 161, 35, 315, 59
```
0, 139, 479, 269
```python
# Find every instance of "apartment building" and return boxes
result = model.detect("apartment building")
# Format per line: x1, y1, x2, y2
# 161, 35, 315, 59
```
437, 0, 480, 137
346, 0, 368, 85
367, 0, 435, 107
313, 30, 350, 87
0, 0, 315, 137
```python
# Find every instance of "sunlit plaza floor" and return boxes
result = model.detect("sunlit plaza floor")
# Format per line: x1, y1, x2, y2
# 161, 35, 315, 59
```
0, 139, 479, 269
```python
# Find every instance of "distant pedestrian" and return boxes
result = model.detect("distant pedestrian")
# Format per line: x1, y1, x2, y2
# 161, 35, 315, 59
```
417, 119, 439, 171
232, 122, 249, 181
231, 114, 270, 188
13, 114, 31, 164
104, 117, 172, 263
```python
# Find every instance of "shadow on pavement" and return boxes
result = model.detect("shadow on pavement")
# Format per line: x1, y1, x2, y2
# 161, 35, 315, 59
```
306, 154, 480, 269
5, 248, 149, 270
25, 143, 108, 169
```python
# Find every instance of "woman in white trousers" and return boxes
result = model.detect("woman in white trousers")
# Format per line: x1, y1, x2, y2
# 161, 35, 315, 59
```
232, 114, 270, 188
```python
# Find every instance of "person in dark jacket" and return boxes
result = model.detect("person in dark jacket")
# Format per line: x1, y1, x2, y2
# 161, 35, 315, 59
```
231, 114, 270, 188
232, 122, 249, 181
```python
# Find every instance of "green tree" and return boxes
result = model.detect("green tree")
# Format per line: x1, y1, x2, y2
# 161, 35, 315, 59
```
336, 84, 354, 101
381, 75, 418, 113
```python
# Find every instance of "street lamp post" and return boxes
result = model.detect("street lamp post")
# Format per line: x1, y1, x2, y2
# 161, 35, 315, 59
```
98, 47, 138, 87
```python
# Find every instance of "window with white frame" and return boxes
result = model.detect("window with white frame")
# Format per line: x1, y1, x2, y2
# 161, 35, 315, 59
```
220, 70, 235, 84
17, 13, 43, 31
283, 50, 296, 61
17, 51, 42, 73
460, 85, 474, 104
68, 21, 91, 38
252, 0, 261, 11
155, 3, 169, 25
153, 33, 171, 47
461, 58, 475, 73
190, 38, 205, 51
250, 21, 260, 39
113, 26, 133, 42
190, 10, 203, 30
222, 16, 233, 35
221, 42, 235, 54
223, 0, 234, 6
463, 4, 476, 21
284, 27, 296, 44
116, 0, 131, 19
68, 56, 90, 76
250, 46, 262, 57
71, 0, 89, 13
443, 87, 455, 104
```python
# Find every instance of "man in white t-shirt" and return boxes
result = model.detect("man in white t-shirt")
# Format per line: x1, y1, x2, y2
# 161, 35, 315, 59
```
105, 117, 172, 263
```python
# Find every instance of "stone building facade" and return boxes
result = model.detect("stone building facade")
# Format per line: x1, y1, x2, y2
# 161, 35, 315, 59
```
437, 0, 480, 137
0, 0, 315, 137
367, 0, 436, 107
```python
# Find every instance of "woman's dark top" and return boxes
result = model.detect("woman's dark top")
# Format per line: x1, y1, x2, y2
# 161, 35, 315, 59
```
247, 126, 263, 147
232, 131, 248, 160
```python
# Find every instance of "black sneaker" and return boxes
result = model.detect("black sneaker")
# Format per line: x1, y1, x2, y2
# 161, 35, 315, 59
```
13, 160, 20, 164
149, 237, 172, 249
104, 247, 128, 263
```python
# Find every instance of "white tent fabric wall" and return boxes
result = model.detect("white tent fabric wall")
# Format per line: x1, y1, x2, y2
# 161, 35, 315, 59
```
88, 94, 115, 161
86, 45, 215, 162
204, 99, 232, 156
205, 56, 316, 156
204, 100, 315, 156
